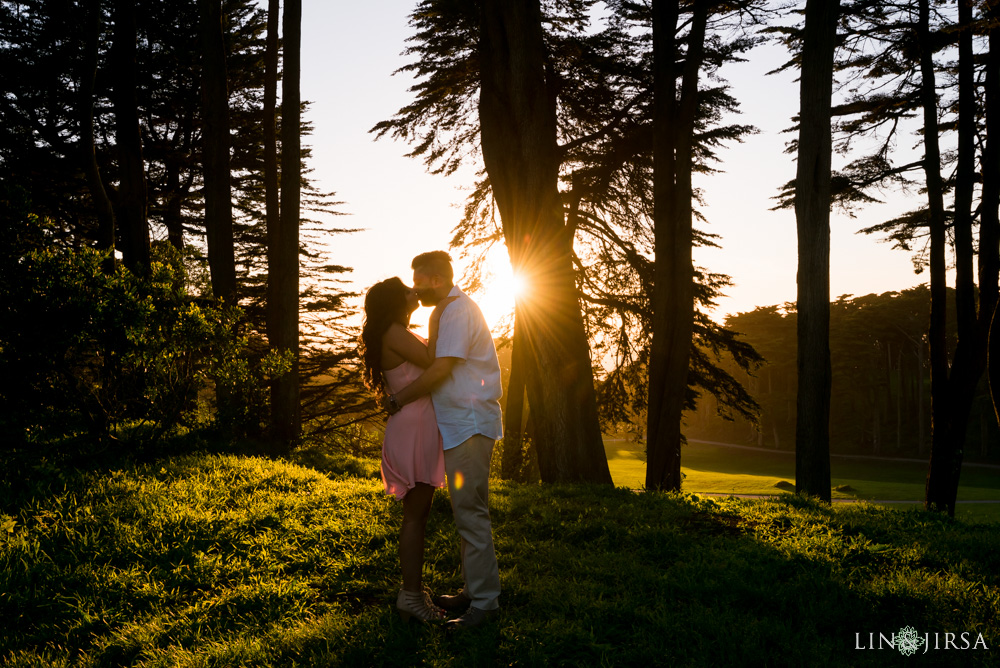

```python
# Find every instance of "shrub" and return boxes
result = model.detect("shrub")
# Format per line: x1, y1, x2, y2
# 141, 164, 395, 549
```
0, 190, 288, 449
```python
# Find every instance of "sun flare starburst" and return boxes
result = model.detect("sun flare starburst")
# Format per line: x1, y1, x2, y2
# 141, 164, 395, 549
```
476, 250, 528, 334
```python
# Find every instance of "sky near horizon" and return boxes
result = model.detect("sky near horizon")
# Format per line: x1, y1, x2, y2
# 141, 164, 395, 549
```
297, 0, 927, 333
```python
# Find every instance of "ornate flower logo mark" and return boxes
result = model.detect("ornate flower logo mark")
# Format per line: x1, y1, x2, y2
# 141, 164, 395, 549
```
896, 626, 925, 656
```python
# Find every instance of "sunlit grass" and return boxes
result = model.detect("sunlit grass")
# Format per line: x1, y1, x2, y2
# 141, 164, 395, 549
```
1, 452, 998, 666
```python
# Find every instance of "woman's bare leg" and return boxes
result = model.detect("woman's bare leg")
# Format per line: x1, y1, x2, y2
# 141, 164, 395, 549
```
400, 483, 435, 591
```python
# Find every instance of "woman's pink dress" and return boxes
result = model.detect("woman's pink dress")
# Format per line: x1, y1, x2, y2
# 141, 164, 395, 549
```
381, 356, 446, 500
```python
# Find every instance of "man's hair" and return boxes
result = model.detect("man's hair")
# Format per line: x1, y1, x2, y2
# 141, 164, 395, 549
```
411, 250, 454, 283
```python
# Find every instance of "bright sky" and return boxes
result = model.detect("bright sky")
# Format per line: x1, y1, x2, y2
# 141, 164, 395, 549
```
299, 0, 926, 333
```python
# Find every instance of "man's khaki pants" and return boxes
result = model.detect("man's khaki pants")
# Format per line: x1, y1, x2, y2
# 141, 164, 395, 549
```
444, 433, 501, 611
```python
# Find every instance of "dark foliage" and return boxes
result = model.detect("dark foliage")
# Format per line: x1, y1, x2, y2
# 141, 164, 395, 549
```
376, 0, 771, 439
0, 0, 365, 451
0, 188, 289, 449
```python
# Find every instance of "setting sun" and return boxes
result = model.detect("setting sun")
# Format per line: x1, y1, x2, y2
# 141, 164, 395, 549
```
476, 249, 528, 334
404, 248, 527, 336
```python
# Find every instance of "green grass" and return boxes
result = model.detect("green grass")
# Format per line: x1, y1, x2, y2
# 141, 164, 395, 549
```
1, 453, 999, 666
606, 439, 1000, 522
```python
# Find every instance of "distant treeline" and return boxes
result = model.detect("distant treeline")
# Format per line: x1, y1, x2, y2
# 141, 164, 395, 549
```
686, 286, 999, 459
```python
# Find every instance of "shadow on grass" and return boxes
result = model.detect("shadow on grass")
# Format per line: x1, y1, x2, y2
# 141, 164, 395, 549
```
1, 456, 997, 667
251, 486, 999, 667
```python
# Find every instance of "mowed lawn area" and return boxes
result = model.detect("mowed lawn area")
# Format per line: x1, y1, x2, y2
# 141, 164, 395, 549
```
605, 439, 1000, 523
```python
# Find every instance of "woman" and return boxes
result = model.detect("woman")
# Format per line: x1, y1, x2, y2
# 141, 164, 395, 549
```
360, 277, 447, 623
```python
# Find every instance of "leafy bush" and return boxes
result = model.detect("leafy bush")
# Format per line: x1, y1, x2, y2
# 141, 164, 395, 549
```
0, 189, 288, 448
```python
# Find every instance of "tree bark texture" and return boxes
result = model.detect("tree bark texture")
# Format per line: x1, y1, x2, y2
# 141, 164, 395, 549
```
269, 0, 302, 449
263, 0, 280, 286
645, 0, 707, 492
501, 309, 528, 481
793, 0, 838, 503
164, 160, 184, 250
478, 0, 612, 484
929, 0, 1000, 515
918, 0, 955, 515
198, 0, 237, 302
985, 0, 1000, 424
80, 0, 115, 264
981, 0, 1000, 317
112, 0, 150, 275
952, 0, 976, 345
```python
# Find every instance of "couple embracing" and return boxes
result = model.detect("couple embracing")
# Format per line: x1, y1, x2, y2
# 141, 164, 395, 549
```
360, 251, 502, 629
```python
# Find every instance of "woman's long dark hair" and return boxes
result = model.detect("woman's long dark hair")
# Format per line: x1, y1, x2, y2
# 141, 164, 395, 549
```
359, 277, 410, 396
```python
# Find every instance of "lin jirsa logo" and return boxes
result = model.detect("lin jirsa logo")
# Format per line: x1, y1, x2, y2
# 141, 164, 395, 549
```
855, 626, 989, 656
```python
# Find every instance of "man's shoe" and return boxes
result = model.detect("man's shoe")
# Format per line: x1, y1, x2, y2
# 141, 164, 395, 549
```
432, 589, 472, 613
445, 606, 497, 630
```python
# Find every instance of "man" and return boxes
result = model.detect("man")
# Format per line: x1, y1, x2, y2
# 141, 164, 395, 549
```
387, 250, 503, 629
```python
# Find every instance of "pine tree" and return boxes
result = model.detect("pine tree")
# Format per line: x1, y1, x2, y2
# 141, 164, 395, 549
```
198, 0, 237, 302
0, 0, 355, 444
792, 0, 840, 503
268, 0, 302, 450
778, 0, 1000, 514
112, 0, 151, 274
376, 0, 768, 483
479, 0, 613, 483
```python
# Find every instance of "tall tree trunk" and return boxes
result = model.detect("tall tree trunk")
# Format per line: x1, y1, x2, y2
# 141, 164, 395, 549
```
112, 0, 150, 275
478, 0, 612, 484
164, 115, 196, 250
263, 0, 280, 279
163, 159, 184, 250
645, 0, 707, 491
952, 2, 976, 344
984, 1, 1000, 426
931, 0, 992, 516
501, 311, 528, 481
269, 0, 301, 449
198, 0, 237, 302
982, 0, 1000, 322
918, 0, 954, 514
793, 0, 838, 502
647, 0, 679, 491
80, 0, 115, 266
922, 0, 995, 516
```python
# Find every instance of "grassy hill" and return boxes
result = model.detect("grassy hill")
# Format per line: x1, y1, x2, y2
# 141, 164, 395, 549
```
2, 453, 998, 666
